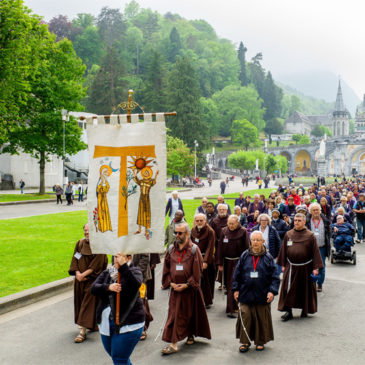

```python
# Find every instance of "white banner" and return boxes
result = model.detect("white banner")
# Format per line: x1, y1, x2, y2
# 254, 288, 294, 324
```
87, 122, 166, 255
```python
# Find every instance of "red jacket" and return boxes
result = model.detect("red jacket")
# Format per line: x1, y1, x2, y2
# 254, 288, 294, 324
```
286, 194, 301, 206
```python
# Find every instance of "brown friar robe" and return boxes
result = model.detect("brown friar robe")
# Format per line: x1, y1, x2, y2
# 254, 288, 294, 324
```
68, 239, 108, 330
162, 240, 211, 343
191, 224, 216, 305
277, 228, 324, 314
210, 215, 228, 284
146, 253, 161, 300
217, 225, 250, 313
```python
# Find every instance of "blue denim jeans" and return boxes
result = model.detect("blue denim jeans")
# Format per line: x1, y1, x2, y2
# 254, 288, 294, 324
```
318, 246, 326, 287
357, 219, 365, 240
101, 320, 143, 365
334, 235, 353, 252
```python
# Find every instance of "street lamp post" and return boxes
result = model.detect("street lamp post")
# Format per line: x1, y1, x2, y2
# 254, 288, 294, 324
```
61, 109, 68, 188
194, 140, 199, 179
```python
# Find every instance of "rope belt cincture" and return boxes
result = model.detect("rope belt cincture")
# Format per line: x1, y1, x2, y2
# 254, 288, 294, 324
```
286, 258, 312, 292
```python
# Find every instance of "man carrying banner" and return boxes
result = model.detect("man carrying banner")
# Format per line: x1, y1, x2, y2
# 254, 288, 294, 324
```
161, 222, 211, 355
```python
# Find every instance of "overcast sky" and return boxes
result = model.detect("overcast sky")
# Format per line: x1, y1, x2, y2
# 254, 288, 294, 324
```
24, 0, 365, 98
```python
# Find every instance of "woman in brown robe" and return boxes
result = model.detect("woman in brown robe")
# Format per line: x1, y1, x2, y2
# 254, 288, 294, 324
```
161, 222, 211, 355
278, 213, 324, 321
217, 215, 250, 317
191, 213, 215, 307
68, 224, 108, 343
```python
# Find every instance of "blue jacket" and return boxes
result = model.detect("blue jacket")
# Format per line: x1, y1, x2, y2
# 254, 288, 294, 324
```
165, 197, 184, 217
251, 224, 281, 258
232, 249, 280, 305
271, 218, 288, 240
332, 222, 354, 236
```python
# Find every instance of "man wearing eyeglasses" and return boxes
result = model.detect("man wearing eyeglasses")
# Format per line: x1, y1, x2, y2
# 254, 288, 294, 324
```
191, 213, 216, 308
161, 222, 211, 355
277, 213, 323, 322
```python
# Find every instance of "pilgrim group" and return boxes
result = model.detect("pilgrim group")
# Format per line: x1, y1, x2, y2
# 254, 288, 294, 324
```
68, 176, 363, 363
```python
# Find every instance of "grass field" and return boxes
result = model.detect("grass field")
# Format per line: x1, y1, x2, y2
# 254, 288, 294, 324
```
207, 188, 273, 199
1, 188, 270, 297
0, 194, 55, 202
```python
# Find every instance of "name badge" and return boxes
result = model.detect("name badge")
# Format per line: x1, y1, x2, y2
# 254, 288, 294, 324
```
195, 238, 199, 243
314, 231, 320, 236
74, 252, 82, 260
287, 240, 293, 247
250, 271, 259, 278
176, 264, 184, 271
223, 238, 229, 243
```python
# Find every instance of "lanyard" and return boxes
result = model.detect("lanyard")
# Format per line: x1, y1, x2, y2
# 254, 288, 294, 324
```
176, 250, 186, 264
312, 217, 321, 229
252, 256, 260, 271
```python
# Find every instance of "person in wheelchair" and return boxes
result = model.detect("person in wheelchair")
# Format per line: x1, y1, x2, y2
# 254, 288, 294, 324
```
332, 215, 355, 254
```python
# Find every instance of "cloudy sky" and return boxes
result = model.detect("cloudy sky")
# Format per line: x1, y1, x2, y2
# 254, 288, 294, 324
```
24, 0, 365, 99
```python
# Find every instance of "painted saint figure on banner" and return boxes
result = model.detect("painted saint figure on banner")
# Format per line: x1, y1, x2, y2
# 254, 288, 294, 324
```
129, 156, 159, 239
97, 165, 112, 233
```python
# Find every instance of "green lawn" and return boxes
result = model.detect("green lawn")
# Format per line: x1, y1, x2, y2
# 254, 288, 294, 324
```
207, 188, 273, 199
0, 193, 55, 202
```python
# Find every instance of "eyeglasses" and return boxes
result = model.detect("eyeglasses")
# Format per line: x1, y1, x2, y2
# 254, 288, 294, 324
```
174, 231, 185, 235
294, 219, 303, 222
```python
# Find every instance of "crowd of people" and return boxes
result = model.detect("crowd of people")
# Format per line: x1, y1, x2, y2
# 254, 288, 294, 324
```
68, 176, 365, 364
54, 182, 86, 205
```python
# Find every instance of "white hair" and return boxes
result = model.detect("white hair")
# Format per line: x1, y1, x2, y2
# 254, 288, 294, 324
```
309, 202, 321, 213
172, 190, 178, 196
258, 213, 271, 225
194, 213, 206, 221
336, 215, 344, 221
228, 214, 239, 223
251, 231, 264, 240
217, 203, 228, 211
175, 222, 190, 234
234, 205, 241, 212
254, 194, 260, 199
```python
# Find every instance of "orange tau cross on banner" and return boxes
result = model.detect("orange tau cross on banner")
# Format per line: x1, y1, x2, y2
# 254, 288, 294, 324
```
94, 145, 156, 237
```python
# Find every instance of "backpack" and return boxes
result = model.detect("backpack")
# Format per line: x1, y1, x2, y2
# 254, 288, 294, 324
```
169, 243, 197, 255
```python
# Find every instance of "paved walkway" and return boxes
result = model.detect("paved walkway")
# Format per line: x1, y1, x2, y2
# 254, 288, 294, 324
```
1, 246, 365, 364
0, 175, 275, 220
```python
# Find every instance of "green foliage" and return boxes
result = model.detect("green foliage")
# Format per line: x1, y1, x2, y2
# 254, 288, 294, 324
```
231, 119, 259, 150
97, 7, 126, 47
298, 135, 311, 144
168, 27, 182, 62
166, 134, 194, 176
167, 56, 208, 149
200, 97, 220, 137
238, 41, 247, 86
277, 155, 288, 174
2, 33, 87, 193
228, 150, 265, 170
292, 134, 302, 144
212, 85, 265, 135
311, 124, 332, 137
281, 94, 302, 119
265, 154, 277, 173
262, 71, 283, 120
264, 118, 284, 143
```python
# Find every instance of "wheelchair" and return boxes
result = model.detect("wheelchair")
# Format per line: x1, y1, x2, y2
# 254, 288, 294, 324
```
330, 230, 356, 265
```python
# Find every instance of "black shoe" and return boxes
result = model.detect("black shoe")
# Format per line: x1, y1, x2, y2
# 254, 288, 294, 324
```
227, 312, 237, 318
300, 311, 308, 318
281, 311, 293, 322
317, 285, 322, 292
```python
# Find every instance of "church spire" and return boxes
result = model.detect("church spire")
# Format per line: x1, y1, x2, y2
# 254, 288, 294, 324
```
334, 79, 346, 112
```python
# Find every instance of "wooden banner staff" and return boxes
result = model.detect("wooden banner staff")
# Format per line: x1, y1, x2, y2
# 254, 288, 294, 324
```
79, 112, 177, 121
112, 89, 176, 326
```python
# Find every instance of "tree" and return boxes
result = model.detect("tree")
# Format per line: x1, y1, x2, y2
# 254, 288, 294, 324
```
167, 56, 208, 148
292, 134, 302, 144
166, 134, 194, 176
262, 71, 283, 120
311, 124, 332, 137
237, 41, 247, 86
139, 50, 167, 112
3, 36, 87, 193
298, 135, 311, 144
72, 13, 95, 29
124, 0, 140, 20
276, 155, 288, 174
86, 47, 127, 114
228, 150, 265, 171
0, 0, 44, 144
97, 7, 126, 47
265, 154, 277, 174
168, 27, 182, 63
48, 15, 80, 41
264, 118, 284, 143
200, 97, 220, 138
231, 119, 259, 150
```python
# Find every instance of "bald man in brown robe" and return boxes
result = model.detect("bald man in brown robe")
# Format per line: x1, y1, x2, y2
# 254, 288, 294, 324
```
68, 224, 108, 342
278, 213, 324, 321
210, 204, 229, 290
217, 215, 250, 317
161, 222, 211, 355
191, 213, 215, 307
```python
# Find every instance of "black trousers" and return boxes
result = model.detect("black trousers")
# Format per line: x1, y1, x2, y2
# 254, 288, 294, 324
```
57, 195, 62, 204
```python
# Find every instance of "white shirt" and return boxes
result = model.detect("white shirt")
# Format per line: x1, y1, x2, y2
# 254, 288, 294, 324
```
99, 306, 145, 336
261, 226, 269, 248
170, 198, 180, 222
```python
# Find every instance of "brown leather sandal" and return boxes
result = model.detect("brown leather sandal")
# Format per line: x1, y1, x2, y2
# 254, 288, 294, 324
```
74, 333, 86, 343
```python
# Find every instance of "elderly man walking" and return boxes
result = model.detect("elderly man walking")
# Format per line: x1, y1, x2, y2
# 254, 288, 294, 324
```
161, 222, 211, 355
165, 210, 185, 248
306, 203, 331, 292
191, 213, 216, 307
166, 191, 184, 223
278, 213, 323, 321
217, 215, 250, 317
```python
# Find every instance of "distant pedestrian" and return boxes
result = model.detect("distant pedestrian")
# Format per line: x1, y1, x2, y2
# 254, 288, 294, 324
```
55, 184, 63, 204
19, 179, 25, 194
78, 183, 84, 202
65, 182, 73, 205
165, 191, 184, 223
220, 180, 226, 194
208, 177, 212, 187
72, 182, 77, 200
